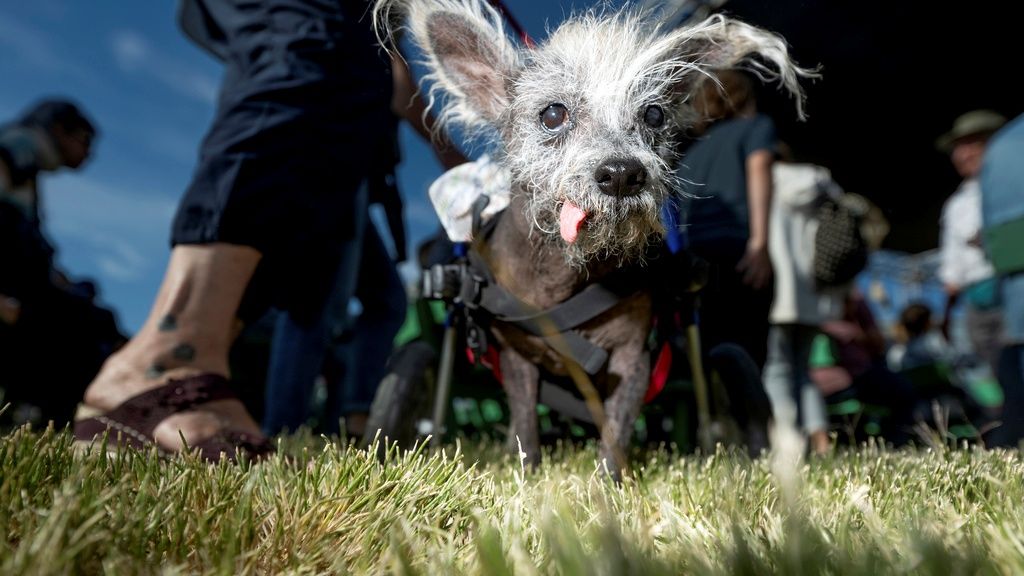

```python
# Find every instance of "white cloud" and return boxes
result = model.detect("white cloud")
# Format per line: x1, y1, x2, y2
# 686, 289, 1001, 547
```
109, 29, 219, 105
42, 175, 178, 282
110, 30, 150, 71
95, 243, 148, 282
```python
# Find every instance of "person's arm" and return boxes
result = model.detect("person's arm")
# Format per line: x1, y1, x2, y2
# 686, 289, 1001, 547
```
937, 199, 961, 340
940, 289, 959, 342
736, 148, 773, 289
390, 53, 467, 170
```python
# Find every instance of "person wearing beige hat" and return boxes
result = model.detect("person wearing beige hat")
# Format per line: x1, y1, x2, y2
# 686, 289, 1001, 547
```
936, 109, 1008, 374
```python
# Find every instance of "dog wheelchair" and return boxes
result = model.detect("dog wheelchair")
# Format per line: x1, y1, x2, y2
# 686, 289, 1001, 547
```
363, 215, 772, 456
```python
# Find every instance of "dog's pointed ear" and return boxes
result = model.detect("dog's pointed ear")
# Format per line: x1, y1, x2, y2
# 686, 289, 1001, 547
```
666, 14, 818, 119
377, 0, 521, 129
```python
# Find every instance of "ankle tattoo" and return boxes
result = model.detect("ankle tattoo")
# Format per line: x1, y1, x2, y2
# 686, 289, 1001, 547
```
158, 314, 177, 332
143, 342, 196, 380
172, 343, 196, 362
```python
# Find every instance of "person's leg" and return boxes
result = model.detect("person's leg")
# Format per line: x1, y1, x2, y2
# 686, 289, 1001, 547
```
965, 303, 1005, 377
695, 243, 772, 370
991, 345, 1024, 448
262, 188, 369, 436
763, 324, 799, 430
991, 273, 1024, 447
83, 243, 265, 450
329, 222, 407, 437
795, 325, 830, 453
851, 363, 917, 447
261, 307, 326, 436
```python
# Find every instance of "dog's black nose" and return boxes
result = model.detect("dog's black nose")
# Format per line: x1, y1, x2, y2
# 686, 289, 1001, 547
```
594, 158, 647, 197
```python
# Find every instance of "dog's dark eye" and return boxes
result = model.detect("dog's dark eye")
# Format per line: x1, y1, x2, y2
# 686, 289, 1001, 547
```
643, 105, 665, 128
540, 103, 570, 133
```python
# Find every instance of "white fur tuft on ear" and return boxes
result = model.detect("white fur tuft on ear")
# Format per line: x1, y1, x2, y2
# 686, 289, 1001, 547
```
374, 0, 521, 135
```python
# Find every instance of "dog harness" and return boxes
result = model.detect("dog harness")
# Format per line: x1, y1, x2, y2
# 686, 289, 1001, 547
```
455, 198, 660, 381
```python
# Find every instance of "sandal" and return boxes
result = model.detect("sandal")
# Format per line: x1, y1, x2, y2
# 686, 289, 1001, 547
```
73, 373, 274, 462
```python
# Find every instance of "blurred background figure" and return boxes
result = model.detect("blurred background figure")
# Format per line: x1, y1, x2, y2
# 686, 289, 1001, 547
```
810, 290, 917, 446
981, 113, 1024, 447
887, 302, 950, 373
667, 69, 777, 370
885, 301, 989, 427
762, 147, 846, 454
937, 110, 1007, 374
0, 98, 126, 427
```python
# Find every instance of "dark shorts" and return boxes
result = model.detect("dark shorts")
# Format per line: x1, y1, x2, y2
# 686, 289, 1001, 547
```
172, 0, 395, 321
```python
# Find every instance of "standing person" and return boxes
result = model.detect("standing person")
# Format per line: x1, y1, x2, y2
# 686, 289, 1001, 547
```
74, 0, 415, 460
0, 99, 125, 426
261, 52, 465, 439
980, 112, 1024, 447
668, 69, 777, 368
937, 110, 1008, 373
762, 153, 845, 454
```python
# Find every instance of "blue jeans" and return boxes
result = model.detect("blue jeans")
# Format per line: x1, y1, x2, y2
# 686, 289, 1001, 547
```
262, 185, 368, 435
763, 324, 827, 433
321, 220, 407, 433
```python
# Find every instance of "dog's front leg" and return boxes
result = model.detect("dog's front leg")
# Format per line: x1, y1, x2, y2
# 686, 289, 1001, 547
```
499, 345, 541, 468
599, 340, 650, 481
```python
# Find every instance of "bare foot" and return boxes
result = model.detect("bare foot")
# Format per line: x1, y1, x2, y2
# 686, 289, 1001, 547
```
82, 337, 264, 455
345, 412, 369, 438
809, 429, 831, 456
78, 243, 266, 458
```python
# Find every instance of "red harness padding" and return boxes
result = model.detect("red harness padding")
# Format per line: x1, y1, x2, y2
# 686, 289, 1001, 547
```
467, 341, 673, 405
466, 345, 503, 384
645, 342, 673, 403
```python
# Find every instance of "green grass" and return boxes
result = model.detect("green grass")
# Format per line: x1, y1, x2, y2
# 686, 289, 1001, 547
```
3, 425, 1024, 575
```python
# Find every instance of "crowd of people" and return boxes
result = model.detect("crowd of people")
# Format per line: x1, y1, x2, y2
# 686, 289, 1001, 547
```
665, 75, 1022, 452
1, 0, 1023, 461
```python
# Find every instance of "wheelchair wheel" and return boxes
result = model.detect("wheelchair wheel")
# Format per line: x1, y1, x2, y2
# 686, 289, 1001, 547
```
362, 340, 436, 454
707, 343, 771, 456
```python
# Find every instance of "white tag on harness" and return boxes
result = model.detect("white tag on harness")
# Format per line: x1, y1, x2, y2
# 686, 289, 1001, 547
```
428, 155, 511, 242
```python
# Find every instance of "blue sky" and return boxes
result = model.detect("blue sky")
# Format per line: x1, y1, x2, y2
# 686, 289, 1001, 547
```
1, 0, 621, 333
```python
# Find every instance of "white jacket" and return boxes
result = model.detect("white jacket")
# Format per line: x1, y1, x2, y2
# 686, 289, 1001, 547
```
769, 162, 845, 325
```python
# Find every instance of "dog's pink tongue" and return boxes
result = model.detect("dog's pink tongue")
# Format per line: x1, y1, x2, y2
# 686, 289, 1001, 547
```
559, 201, 587, 243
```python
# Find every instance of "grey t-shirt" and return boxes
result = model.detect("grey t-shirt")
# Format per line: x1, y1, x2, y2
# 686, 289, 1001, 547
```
676, 114, 777, 247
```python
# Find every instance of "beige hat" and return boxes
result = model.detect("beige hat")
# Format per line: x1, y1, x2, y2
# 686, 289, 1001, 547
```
936, 109, 1007, 152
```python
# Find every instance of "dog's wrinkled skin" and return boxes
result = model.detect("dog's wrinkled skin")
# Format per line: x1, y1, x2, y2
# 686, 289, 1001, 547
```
375, 0, 812, 479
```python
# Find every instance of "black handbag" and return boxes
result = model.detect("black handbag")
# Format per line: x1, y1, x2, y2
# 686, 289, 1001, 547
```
814, 194, 869, 288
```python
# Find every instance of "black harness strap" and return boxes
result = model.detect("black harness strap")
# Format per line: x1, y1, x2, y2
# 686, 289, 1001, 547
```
462, 208, 644, 376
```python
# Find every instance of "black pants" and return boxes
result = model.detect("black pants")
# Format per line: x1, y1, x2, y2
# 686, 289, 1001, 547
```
0, 290, 124, 427
849, 363, 917, 447
692, 241, 773, 370
990, 345, 1024, 448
